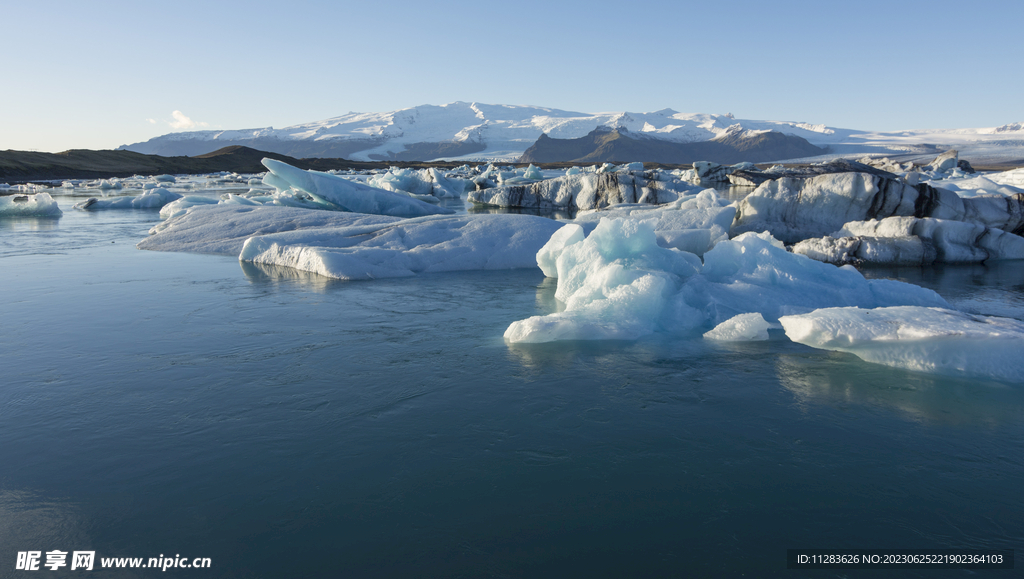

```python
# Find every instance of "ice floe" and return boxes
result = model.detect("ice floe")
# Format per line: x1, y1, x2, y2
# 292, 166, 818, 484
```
780, 306, 1024, 382
0, 192, 62, 217
262, 159, 454, 217
366, 167, 469, 200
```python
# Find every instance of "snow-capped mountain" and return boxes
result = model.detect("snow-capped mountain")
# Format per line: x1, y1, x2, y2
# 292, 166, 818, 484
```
121, 102, 1024, 164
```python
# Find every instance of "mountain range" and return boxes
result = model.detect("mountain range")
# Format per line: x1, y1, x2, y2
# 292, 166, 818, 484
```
120, 102, 1024, 165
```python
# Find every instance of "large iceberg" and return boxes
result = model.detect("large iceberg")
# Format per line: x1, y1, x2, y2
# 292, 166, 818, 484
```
792, 216, 1024, 265
504, 219, 948, 343
0, 192, 62, 217
780, 306, 1024, 382
238, 214, 565, 280
732, 172, 1024, 243
468, 171, 702, 212
262, 158, 454, 217
139, 205, 401, 255
505, 218, 703, 343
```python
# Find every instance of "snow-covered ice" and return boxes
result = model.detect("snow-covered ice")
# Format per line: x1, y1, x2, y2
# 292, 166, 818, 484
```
780, 306, 1024, 382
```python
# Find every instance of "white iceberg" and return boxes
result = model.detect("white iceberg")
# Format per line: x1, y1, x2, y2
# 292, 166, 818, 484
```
262, 158, 454, 217
506, 222, 950, 344
367, 167, 468, 200
792, 216, 1024, 265
74, 188, 182, 210
0, 192, 62, 217
139, 205, 401, 255
732, 172, 1024, 243
780, 306, 1024, 382
468, 171, 701, 211
239, 213, 565, 280
505, 218, 703, 343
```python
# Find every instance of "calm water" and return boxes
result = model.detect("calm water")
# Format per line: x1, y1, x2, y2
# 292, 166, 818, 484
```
1, 198, 1022, 578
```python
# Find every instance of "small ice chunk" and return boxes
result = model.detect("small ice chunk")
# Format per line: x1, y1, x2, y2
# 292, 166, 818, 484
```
703, 313, 770, 341
0, 192, 62, 217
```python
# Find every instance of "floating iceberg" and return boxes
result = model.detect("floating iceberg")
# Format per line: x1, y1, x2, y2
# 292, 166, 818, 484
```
74, 188, 182, 210
732, 172, 1024, 243
792, 216, 1024, 265
262, 159, 454, 217
468, 171, 701, 212
506, 221, 950, 344
0, 192, 62, 217
139, 205, 401, 255
239, 213, 565, 280
367, 167, 469, 200
780, 306, 1024, 382
505, 219, 703, 343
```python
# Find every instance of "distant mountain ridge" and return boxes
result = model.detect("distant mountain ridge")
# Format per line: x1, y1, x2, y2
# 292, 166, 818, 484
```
120, 102, 1024, 164
519, 127, 825, 165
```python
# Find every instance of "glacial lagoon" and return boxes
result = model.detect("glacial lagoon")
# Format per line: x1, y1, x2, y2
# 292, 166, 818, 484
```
1, 194, 1022, 577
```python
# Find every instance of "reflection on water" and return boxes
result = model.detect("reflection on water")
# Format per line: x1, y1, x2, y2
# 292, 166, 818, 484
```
0, 215, 61, 231
775, 350, 1023, 427
240, 260, 344, 293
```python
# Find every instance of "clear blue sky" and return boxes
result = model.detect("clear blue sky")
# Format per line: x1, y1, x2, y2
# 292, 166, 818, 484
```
3, 0, 1021, 152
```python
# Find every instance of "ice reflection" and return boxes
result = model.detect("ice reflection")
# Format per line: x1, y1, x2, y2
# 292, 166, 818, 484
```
862, 261, 1024, 320
239, 261, 342, 293
775, 351, 1024, 427
0, 216, 61, 231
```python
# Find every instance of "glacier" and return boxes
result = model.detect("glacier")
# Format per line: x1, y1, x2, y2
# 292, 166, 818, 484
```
780, 307, 1024, 382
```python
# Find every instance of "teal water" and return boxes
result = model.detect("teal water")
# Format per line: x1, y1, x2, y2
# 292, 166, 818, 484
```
1, 200, 1022, 577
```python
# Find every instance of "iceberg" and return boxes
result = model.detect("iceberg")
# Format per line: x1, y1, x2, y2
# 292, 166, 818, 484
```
731, 172, 1024, 243
780, 306, 1024, 382
506, 221, 950, 344
504, 218, 703, 343
367, 167, 468, 200
792, 216, 1024, 265
572, 189, 736, 257
74, 188, 182, 210
139, 205, 401, 255
238, 214, 565, 280
262, 158, 454, 217
468, 171, 702, 212
0, 192, 62, 217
